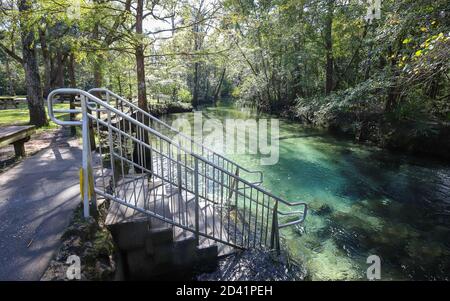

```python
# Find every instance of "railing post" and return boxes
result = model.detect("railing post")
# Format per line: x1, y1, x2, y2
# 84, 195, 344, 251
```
227, 167, 239, 203
81, 95, 96, 218
270, 200, 280, 254
177, 152, 182, 193
194, 157, 200, 246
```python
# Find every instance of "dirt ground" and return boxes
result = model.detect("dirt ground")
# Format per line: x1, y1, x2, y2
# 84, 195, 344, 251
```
0, 128, 71, 172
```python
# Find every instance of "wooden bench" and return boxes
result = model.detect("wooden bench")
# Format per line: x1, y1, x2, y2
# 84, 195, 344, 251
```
0, 125, 36, 158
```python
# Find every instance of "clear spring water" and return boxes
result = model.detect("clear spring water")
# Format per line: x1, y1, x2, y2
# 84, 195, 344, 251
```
163, 102, 450, 280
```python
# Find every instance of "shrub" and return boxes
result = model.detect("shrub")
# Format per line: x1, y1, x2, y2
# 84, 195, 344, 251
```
177, 88, 192, 103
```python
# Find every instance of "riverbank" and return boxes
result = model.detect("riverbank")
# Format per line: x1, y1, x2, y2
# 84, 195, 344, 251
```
280, 101, 450, 162
41, 202, 116, 281
149, 101, 193, 117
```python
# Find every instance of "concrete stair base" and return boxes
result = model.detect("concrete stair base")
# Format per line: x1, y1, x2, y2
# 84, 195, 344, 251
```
104, 175, 237, 280
107, 219, 219, 280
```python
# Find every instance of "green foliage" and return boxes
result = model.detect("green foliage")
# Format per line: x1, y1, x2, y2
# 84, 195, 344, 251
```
177, 88, 192, 103
0, 0, 448, 125
231, 86, 241, 98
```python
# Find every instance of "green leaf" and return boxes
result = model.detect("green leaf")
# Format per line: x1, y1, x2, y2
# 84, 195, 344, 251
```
402, 38, 411, 44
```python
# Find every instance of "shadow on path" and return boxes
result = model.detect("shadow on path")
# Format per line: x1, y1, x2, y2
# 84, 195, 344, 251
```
0, 128, 82, 280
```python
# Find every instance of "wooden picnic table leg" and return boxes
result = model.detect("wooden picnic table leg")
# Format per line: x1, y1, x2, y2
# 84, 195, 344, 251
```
12, 137, 29, 157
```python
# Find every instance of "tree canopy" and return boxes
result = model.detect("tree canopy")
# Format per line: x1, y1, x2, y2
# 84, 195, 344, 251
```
0, 0, 448, 126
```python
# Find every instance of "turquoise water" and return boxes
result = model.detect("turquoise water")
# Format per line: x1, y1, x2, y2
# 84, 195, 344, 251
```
164, 103, 450, 280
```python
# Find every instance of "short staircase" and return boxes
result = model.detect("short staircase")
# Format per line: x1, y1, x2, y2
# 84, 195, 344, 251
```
48, 88, 307, 279
105, 180, 218, 279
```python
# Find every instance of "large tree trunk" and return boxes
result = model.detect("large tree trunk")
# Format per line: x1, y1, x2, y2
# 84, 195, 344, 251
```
38, 27, 51, 97
324, 0, 334, 95
133, 0, 151, 174
135, 0, 147, 111
19, 0, 47, 127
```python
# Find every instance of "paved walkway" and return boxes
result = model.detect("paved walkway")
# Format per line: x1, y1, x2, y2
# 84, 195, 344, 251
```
0, 129, 81, 280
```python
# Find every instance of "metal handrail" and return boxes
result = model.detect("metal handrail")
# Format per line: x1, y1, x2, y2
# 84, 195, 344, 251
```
88, 88, 264, 185
278, 204, 308, 229
48, 88, 307, 252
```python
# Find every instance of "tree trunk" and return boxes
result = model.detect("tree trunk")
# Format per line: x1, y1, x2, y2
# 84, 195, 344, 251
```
68, 52, 77, 136
364, 47, 373, 81
38, 27, 51, 97
132, 0, 151, 173
93, 61, 102, 87
135, 0, 147, 111
213, 68, 226, 105
205, 69, 210, 102
191, 5, 202, 109
92, 14, 102, 87
192, 62, 199, 108
325, 0, 334, 95
5, 59, 15, 95
385, 39, 405, 114
53, 50, 66, 89
385, 55, 400, 113
19, 0, 47, 127
117, 75, 123, 96
128, 69, 133, 100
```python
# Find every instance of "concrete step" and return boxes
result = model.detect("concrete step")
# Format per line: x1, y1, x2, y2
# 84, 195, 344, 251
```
104, 173, 232, 279
195, 245, 219, 273
144, 227, 173, 256
169, 188, 235, 256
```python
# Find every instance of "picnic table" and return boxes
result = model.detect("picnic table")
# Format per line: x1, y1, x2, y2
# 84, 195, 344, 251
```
0, 125, 36, 158
0, 97, 26, 109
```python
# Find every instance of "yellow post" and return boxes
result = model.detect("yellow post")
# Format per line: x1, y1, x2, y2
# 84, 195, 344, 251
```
79, 165, 95, 203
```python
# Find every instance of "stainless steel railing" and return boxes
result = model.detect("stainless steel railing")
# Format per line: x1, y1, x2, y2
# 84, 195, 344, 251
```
88, 88, 264, 186
47, 88, 307, 253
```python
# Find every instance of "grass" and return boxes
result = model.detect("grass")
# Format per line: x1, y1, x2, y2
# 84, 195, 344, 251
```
0, 95, 27, 100
0, 102, 74, 133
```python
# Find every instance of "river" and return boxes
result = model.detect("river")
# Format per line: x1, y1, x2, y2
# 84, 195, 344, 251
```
162, 102, 450, 280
